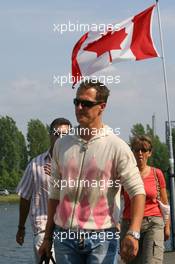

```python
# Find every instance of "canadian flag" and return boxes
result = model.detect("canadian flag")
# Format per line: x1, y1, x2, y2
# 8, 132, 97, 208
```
72, 5, 159, 85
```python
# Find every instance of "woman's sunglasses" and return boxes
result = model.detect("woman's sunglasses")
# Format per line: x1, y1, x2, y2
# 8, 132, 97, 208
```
132, 148, 151, 153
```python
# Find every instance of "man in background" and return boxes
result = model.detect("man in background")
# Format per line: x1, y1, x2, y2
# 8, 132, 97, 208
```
16, 117, 72, 263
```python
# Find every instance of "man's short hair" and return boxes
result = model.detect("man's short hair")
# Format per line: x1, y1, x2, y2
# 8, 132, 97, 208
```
49, 118, 72, 134
77, 80, 110, 103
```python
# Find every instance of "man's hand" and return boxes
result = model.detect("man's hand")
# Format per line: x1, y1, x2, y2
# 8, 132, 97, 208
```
120, 235, 139, 263
44, 163, 51, 176
16, 228, 25, 246
38, 239, 52, 258
16, 197, 30, 246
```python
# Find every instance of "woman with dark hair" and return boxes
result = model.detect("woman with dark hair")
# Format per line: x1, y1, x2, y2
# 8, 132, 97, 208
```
120, 135, 170, 264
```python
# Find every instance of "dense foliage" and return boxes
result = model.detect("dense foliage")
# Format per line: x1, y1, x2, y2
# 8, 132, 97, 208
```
0, 116, 49, 188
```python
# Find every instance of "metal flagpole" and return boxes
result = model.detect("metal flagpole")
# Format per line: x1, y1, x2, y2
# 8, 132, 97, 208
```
152, 113, 156, 137
156, 0, 175, 248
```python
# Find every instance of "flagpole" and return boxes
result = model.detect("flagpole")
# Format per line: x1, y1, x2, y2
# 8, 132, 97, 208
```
156, 0, 175, 248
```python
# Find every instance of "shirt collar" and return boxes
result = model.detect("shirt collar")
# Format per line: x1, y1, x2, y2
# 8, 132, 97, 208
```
43, 150, 51, 161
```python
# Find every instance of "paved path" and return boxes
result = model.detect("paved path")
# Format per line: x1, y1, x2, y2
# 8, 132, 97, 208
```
164, 251, 175, 264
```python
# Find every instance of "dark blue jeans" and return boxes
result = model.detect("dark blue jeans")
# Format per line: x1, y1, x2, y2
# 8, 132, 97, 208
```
53, 226, 119, 264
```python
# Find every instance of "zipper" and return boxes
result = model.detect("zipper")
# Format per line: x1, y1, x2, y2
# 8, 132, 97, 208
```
69, 142, 88, 229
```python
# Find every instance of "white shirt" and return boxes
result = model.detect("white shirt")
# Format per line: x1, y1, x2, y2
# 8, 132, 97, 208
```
17, 151, 51, 235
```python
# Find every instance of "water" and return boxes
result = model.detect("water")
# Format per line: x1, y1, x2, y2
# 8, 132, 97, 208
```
0, 203, 34, 264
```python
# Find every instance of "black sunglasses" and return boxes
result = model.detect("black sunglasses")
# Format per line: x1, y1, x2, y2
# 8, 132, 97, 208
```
73, 98, 103, 108
132, 148, 151, 153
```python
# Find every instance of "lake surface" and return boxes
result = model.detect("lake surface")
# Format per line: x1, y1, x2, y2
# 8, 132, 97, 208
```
0, 203, 34, 264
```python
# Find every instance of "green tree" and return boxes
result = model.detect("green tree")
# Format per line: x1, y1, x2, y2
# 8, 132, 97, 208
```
27, 119, 49, 160
149, 135, 169, 172
130, 123, 145, 137
17, 131, 28, 170
0, 116, 27, 188
145, 124, 154, 138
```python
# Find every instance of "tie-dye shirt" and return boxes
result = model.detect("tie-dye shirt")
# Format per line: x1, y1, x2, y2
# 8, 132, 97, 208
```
49, 126, 145, 230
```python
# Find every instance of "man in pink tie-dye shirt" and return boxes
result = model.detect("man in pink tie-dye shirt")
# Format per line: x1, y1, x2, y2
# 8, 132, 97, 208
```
39, 80, 145, 264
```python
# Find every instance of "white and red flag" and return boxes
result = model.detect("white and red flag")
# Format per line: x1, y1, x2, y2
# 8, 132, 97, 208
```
72, 4, 159, 85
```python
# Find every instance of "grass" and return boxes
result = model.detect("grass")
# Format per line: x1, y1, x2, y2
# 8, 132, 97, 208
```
0, 194, 19, 203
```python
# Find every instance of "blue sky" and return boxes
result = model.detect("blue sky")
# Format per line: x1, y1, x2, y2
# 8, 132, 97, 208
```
0, 0, 175, 141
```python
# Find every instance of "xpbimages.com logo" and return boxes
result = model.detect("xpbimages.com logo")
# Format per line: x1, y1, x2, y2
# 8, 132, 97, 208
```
53, 73, 120, 87
53, 229, 120, 243
53, 179, 120, 191
52, 126, 121, 138
53, 21, 120, 35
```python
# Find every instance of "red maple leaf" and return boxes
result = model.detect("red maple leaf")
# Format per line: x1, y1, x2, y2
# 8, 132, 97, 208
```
84, 28, 127, 62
